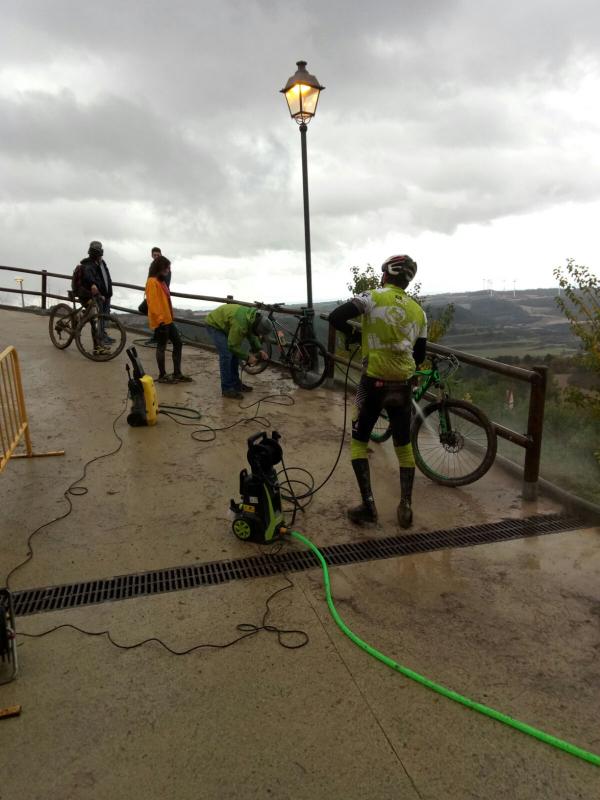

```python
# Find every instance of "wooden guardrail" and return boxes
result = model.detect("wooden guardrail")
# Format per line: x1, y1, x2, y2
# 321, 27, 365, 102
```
0, 263, 548, 498
0, 346, 64, 473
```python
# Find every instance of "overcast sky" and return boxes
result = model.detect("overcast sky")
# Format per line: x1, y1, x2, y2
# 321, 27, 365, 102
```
1, 0, 600, 306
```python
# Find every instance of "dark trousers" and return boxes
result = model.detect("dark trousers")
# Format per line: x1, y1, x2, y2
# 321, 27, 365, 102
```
155, 323, 182, 377
352, 375, 412, 446
207, 327, 241, 392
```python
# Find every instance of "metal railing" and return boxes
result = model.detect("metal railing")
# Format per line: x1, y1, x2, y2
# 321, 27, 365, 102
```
0, 346, 64, 472
322, 313, 548, 500
0, 264, 305, 319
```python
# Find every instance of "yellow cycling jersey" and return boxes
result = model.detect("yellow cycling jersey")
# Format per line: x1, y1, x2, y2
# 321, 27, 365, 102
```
353, 285, 427, 380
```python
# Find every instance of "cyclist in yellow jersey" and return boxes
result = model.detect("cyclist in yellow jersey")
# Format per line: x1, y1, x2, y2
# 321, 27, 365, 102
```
329, 255, 427, 528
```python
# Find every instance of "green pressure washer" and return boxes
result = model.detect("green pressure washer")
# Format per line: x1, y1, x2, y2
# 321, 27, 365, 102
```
230, 431, 285, 543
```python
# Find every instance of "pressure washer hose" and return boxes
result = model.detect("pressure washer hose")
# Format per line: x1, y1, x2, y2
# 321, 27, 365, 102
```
289, 530, 600, 767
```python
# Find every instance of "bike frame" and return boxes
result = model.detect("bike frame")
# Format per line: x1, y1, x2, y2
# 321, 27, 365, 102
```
265, 308, 315, 366
413, 357, 457, 436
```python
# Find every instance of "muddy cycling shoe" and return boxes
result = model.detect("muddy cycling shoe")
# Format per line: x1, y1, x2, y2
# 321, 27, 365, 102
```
347, 502, 378, 526
240, 383, 253, 392
222, 389, 244, 399
397, 500, 413, 529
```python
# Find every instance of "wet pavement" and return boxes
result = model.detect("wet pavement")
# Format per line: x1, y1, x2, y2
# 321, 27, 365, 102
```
1, 308, 599, 799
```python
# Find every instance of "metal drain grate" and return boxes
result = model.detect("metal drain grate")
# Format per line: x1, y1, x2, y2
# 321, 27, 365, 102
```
12, 513, 581, 617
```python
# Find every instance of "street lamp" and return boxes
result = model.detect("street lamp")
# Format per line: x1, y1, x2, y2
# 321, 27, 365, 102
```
280, 60, 325, 309
15, 278, 24, 308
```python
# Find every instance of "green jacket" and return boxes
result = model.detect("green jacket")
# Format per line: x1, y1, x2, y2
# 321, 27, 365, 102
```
205, 304, 263, 359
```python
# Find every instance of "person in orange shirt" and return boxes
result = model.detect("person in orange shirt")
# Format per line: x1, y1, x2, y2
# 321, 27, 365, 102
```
145, 256, 192, 383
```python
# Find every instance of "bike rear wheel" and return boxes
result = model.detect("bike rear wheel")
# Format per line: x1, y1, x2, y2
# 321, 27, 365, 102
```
370, 410, 393, 443
48, 304, 75, 349
289, 339, 328, 390
242, 339, 272, 375
75, 313, 126, 362
412, 399, 497, 486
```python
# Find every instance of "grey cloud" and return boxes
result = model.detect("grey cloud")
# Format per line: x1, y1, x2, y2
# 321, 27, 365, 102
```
1, 0, 600, 286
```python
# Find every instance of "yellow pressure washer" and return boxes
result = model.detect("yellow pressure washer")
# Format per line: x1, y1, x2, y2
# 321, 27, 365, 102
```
126, 347, 158, 427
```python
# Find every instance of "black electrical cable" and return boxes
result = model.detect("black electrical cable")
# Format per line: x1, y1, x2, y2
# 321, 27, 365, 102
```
9, 344, 357, 657
10, 394, 308, 657
157, 404, 203, 422
159, 393, 296, 443
3, 393, 129, 591
276, 348, 359, 524
18, 575, 308, 655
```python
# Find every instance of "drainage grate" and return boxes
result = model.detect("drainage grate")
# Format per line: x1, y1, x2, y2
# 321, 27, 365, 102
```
12, 513, 582, 617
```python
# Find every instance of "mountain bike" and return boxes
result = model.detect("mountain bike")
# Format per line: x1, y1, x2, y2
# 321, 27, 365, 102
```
242, 304, 329, 390
370, 355, 497, 486
48, 294, 126, 362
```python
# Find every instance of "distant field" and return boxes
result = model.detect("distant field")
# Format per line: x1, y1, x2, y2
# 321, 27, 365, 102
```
447, 341, 578, 358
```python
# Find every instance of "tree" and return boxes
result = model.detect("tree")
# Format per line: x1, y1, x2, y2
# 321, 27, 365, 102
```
553, 259, 600, 415
347, 264, 380, 295
347, 264, 454, 343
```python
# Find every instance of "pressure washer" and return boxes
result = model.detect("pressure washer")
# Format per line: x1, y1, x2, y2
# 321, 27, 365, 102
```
0, 589, 18, 684
230, 431, 286, 543
126, 347, 158, 427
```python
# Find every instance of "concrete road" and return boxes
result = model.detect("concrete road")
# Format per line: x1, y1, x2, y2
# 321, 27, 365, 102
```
1, 308, 599, 799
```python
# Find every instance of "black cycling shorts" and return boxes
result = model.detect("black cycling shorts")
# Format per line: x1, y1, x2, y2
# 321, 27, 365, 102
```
352, 374, 412, 447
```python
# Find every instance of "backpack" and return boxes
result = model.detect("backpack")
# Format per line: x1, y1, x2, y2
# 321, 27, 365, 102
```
72, 263, 85, 296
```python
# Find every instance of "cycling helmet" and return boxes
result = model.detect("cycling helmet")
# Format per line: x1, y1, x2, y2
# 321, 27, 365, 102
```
253, 312, 271, 337
381, 254, 417, 281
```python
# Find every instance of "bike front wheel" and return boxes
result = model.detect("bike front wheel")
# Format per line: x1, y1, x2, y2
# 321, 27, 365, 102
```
412, 399, 497, 487
289, 339, 329, 390
75, 313, 127, 362
242, 339, 272, 375
48, 304, 75, 349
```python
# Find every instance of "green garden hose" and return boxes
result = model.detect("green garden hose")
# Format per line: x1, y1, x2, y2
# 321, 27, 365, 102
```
290, 530, 600, 768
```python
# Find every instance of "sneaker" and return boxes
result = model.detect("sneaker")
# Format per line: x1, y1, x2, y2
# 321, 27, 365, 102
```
173, 374, 194, 383
239, 383, 253, 392
397, 501, 413, 529
222, 389, 244, 399
347, 502, 378, 526
93, 345, 110, 356
157, 374, 177, 384
103, 335, 116, 344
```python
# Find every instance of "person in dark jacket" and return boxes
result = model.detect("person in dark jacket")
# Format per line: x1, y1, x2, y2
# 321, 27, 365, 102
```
78, 241, 114, 345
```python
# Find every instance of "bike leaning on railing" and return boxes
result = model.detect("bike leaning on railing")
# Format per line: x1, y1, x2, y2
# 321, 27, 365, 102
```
242, 304, 329, 390
48, 293, 126, 361
370, 355, 497, 486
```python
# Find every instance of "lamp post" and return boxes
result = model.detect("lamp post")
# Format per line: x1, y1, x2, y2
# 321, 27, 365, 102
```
15, 278, 24, 308
280, 60, 325, 310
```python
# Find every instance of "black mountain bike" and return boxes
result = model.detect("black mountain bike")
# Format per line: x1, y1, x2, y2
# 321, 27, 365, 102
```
243, 304, 329, 390
370, 355, 497, 487
48, 294, 126, 362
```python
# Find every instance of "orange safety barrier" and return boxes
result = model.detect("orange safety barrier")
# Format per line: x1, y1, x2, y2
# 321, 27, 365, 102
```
0, 346, 64, 472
